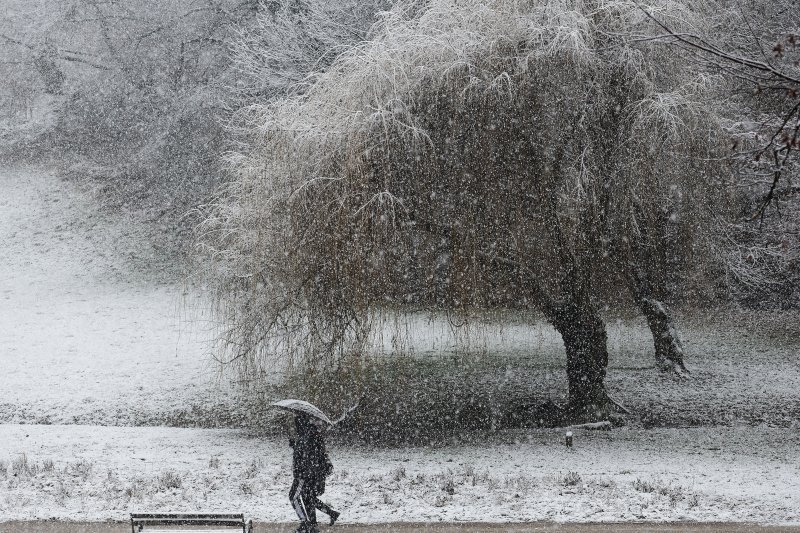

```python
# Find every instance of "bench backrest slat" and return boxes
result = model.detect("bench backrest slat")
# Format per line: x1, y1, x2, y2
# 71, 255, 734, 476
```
131, 514, 245, 520
130, 513, 248, 532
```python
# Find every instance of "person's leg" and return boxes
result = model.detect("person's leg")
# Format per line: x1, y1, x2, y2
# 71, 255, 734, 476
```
300, 481, 318, 526
315, 499, 333, 515
290, 478, 310, 529
315, 499, 340, 525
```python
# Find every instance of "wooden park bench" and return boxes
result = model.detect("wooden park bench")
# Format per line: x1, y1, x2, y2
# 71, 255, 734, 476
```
130, 513, 253, 533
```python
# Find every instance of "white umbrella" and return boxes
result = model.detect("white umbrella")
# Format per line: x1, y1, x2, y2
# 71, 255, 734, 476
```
271, 399, 333, 426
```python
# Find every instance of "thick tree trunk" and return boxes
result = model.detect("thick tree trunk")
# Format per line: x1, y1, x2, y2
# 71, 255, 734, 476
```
476, 250, 621, 423
553, 301, 612, 419
627, 266, 688, 374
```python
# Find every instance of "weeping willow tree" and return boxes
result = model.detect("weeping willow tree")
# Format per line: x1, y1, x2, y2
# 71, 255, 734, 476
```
199, 0, 728, 421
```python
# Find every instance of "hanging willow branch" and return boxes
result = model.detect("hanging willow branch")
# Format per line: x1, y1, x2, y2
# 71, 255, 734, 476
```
198, 0, 728, 386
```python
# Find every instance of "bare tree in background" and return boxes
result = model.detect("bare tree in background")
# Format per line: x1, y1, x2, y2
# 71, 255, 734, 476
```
230, 0, 394, 102
1, 0, 265, 270
637, 0, 800, 307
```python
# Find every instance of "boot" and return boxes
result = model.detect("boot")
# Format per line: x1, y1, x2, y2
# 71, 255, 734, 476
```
329, 510, 340, 526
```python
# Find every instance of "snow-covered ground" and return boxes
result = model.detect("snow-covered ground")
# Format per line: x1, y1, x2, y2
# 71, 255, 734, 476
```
0, 166, 240, 427
1, 424, 799, 524
1, 165, 799, 525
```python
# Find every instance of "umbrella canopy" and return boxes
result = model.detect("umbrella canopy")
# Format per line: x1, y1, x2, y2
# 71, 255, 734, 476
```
271, 399, 333, 426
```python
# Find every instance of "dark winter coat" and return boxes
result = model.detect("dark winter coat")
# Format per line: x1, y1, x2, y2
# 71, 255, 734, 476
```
291, 415, 333, 492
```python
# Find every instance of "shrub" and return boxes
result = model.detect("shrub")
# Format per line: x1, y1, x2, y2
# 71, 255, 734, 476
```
633, 477, 656, 493
69, 458, 93, 480
124, 478, 147, 500
243, 459, 261, 478
239, 481, 254, 495
392, 465, 406, 481
11, 453, 39, 477
157, 470, 183, 491
562, 471, 582, 487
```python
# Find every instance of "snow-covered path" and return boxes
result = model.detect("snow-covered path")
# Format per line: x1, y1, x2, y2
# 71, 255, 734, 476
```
1, 424, 798, 524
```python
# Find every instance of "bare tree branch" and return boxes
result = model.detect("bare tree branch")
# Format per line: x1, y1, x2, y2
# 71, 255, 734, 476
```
633, 1, 800, 218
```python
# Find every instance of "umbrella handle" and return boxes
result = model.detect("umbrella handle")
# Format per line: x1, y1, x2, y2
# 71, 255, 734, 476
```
331, 400, 361, 426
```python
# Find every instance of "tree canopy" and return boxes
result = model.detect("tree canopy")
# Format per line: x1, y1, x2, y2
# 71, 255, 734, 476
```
199, 0, 731, 416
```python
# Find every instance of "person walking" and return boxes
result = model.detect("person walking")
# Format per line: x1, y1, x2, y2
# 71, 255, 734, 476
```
289, 413, 339, 533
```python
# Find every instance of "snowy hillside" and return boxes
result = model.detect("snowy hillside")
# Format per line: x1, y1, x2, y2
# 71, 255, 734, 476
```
0, 166, 240, 427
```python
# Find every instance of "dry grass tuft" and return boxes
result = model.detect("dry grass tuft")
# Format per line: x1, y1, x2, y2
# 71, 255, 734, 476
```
157, 470, 183, 491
